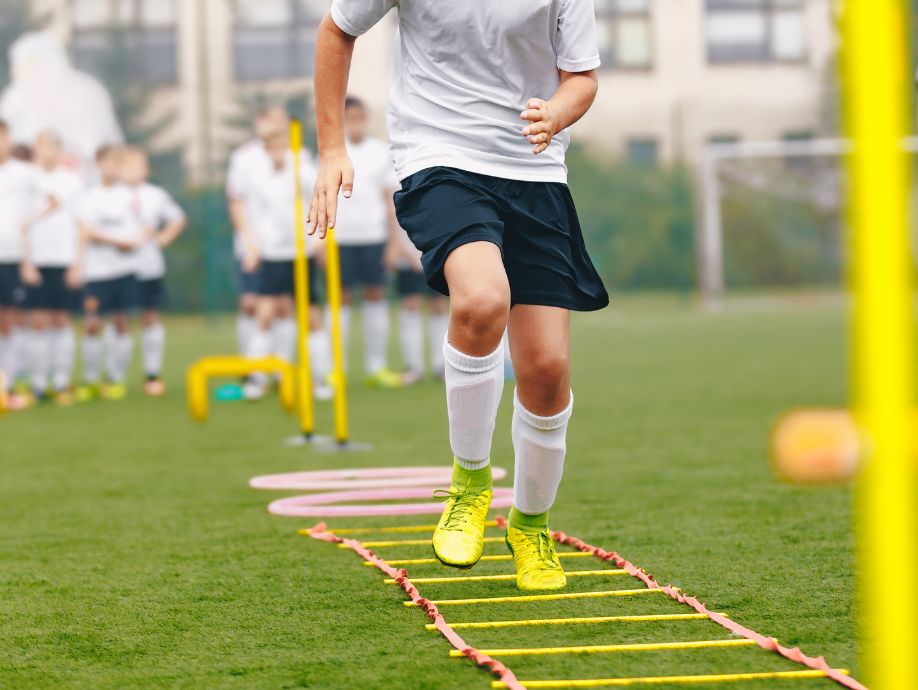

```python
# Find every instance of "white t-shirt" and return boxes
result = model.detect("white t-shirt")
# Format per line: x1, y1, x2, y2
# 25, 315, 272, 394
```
128, 183, 186, 281
330, 0, 601, 184
334, 136, 398, 246
77, 184, 145, 282
0, 158, 38, 263
226, 140, 274, 259
28, 167, 84, 268
247, 151, 317, 262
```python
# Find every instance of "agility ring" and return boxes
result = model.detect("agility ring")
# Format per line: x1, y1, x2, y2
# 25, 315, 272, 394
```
250, 466, 507, 491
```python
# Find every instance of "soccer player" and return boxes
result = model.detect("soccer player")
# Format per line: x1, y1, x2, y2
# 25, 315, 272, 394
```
327, 96, 401, 387
242, 129, 331, 401
20, 129, 84, 405
121, 147, 187, 396
76, 145, 146, 401
0, 118, 37, 410
227, 107, 289, 359
310, 2, 609, 589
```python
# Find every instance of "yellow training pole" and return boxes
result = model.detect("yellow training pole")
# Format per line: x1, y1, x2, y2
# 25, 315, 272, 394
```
842, 2, 918, 687
384, 570, 628, 585
404, 588, 667, 607
450, 638, 755, 658
491, 669, 851, 689
324, 226, 349, 445
289, 121, 315, 439
427, 613, 716, 631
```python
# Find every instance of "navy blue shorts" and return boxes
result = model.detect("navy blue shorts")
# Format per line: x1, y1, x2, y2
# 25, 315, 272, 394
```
237, 261, 260, 295
339, 243, 387, 289
25, 267, 79, 311
138, 278, 166, 311
0, 263, 25, 308
396, 268, 439, 298
394, 167, 609, 311
257, 259, 322, 302
84, 275, 139, 316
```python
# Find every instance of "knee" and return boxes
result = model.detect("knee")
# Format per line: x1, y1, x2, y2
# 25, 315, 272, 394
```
450, 284, 510, 341
516, 351, 569, 402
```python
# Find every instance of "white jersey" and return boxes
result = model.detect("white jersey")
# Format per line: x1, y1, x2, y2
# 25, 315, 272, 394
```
28, 166, 84, 268
247, 151, 317, 262
226, 140, 273, 259
0, 158, 38, 263
77, 183, 145, 282
128, 183, 186, 281
334, 136, 398, 247
330, 0, 601, 184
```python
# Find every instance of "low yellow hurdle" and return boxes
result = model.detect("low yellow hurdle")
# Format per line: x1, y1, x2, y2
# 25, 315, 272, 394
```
186, 355, 295, 422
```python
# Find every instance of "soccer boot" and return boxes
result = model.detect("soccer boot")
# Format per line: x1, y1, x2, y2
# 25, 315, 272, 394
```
506, 519, 567, 591
432, 462, 493, 568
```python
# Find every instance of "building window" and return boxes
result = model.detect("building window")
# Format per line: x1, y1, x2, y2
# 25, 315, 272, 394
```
594, 0, 653, 70
706, 0, 806, 64
233, 0, 326, 82
626, 137, 659, 166
71, 0, 178, 85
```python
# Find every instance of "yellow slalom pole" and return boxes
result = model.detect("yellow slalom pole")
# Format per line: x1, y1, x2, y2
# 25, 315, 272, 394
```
324, 226, 349, 445
426, 612, 717, 631
842, 2, 918, 688
384, 570, 628, 585
363, 552, 595, 567
342, 536, 504, 549
289, 121, 315, 439
306, 520, 498, 536
491, 669, 851, 689
404, 588, 667, 607
450, 638, 755, 658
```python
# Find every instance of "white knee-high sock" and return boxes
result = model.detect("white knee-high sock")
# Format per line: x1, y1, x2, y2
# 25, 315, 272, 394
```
246, 326, 272, 385
399, 309, 424, 375
337, 305, 351, 354
29, 329, 51, 393
103, 324, 119, 382
237, 314, 255, 355
0, 335, 12, 390
308, 329, 332, 381
51, 326, 75, 391
82, 333, 102, 384
363, 300, 389, 374
272, 317, 297, 363
142, 323, 165, 378
110, 331, 134, 384
429, 313, 449, 376
12, 328, 28, 381
444, 339, 505, 470
511, 389, 574, 515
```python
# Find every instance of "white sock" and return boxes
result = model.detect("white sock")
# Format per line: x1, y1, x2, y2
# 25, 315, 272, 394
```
51, 326, 75, 391
111, 332, 134, 384
363, 300, 389, 374
429, 313, 449, 376
12, 328, 28, 381
246, 326, 272, 386
444, 339, 505, 470
337, 305, 352, 353
103, 324, 119, 383
29, 329, 51, 393
272, 317, 297, 363
399, 309, 424, 375
237, 314, 255, 355
82, 334, 102, 384
511, 389, 574, 515
308, 329, 332, 381
142, 323, 165, 378
0, 335, 11, 390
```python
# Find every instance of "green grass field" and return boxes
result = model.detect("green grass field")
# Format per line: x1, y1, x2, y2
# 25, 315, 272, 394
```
0, 298, 857, 689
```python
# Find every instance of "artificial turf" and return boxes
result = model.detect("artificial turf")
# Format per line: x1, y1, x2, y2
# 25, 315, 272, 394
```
0, 297, 857, 689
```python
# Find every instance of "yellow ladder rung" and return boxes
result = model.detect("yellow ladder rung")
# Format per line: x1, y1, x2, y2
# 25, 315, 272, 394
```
385, 570, 627, 585
404, 588, 667, 607
364, 552, 594, 567
311, 520, 499, 536
451, 638, 756, 658
490, 669, 850, 688
425, 612, 720, 630
345, 536, 504, 548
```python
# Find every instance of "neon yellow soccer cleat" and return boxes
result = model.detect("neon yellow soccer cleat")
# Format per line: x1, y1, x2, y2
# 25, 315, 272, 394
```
506, 523, 567, 591
432, 466, 493, 569
101, 383, 128, 401
75, 384, 100, 403
365, 368, 405, 389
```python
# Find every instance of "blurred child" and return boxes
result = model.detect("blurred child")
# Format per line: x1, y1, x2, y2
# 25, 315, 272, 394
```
242, 130, 331, 401
76, 145, 146, 401
121, 147, 187, 396
20, 129, 84, 404
0, 118, 38, 410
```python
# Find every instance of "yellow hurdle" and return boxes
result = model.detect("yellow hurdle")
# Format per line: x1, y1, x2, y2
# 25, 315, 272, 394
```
385, 570, 628, 585
451, 638, 755, 658
346, 536, 504, 549
363, 552, 595, 567
404, 588, 667, 607
186, 355, 296, 422
490, 669, 851, 688
426, 612, 718, 631
313, 521, 499, 536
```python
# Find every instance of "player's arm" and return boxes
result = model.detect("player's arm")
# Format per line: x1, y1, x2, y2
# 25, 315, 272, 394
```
309, 13, 356, 238
155, 196, 188, 249
521, 69, 599, 155
82, 222, 137, 251
19, 221, 41, 286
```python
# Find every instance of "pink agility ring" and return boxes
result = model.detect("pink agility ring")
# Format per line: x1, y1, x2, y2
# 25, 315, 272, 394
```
249, 466, 507, 491
268, 486, 514, 518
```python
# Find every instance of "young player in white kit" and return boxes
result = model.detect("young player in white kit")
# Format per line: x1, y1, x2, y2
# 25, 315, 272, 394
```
121, 147, 187, 397
76, 146, 147, 401
0, 119, 37, 410
311, 1, 608, 590
20, 130, 84, 405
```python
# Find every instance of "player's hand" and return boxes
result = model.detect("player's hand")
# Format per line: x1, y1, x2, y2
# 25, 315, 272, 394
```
520, 98, 557, 155
112, 238, 140, 252
46, 195, 60, 213
242, 242, 261, 273
65, 265, 82, 290
20, 261, 41, 286
309, 148, 354, 239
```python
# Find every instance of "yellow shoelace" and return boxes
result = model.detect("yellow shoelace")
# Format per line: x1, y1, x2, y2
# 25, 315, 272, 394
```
433, 482, 489, 531
515, 528, 563, 570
